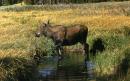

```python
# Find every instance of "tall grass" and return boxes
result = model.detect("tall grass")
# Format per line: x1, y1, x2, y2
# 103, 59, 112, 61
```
0, 1, 130, 81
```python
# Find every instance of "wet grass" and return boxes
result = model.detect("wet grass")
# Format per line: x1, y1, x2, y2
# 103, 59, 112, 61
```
0, 56, 38, 81
90, 28, 129, 69
0, 1, 130, 81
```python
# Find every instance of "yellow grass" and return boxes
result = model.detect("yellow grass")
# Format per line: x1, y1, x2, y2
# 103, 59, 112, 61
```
0, 6, 130, 80
0, 9, 130, 58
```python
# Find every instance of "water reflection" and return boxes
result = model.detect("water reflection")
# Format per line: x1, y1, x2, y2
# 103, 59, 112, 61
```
38, 52, 95, 81
39, 66, 56, 77
85, 61, 95, 80
38, 56, 58, 78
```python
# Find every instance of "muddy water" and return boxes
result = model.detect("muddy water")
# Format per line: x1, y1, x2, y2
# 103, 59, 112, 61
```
38, 52, 95, 81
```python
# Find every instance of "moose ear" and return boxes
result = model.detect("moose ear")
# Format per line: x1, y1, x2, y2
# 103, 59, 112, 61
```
41, 22, 47, 28
47, 20, 50, 25
44, 20, 51, 27
44, 23, 48, 27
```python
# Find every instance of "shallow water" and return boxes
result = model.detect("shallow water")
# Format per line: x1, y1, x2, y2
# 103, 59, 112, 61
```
38, 52, 95, 81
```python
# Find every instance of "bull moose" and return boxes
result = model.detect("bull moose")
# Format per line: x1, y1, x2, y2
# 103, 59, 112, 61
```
35, 21, 89, 60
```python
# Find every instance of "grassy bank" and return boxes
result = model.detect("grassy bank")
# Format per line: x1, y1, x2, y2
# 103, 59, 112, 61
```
0, 1, 130, 16
0, 1, 130, 81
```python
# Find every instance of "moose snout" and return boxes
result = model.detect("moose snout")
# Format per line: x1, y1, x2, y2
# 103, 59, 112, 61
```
35, 32, 41, 37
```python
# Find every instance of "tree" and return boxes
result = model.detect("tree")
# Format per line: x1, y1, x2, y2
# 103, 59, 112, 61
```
8, 0, 15, 5
23, 0, 32, 4
0, 0, 2, 6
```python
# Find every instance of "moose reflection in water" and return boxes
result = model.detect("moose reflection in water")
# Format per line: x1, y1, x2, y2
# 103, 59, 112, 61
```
38, 53, 94, 81
35, 21, 89, 60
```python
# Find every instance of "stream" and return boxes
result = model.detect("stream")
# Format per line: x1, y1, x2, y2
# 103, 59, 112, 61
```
38, 52, 95, 81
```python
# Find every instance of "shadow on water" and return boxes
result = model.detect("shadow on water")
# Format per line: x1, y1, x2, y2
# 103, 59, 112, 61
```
37, 52, 96, 81
90, 38, 105, 56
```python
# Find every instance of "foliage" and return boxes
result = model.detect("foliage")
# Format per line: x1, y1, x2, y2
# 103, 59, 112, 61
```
0, 0, 130, 6
0, 1, 130, 81
0, 57, 37, 81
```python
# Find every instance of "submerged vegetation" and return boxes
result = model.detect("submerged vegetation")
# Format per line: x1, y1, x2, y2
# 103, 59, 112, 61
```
0, 1, 130, 81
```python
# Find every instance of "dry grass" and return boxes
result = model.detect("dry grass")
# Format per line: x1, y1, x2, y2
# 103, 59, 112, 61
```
0, 7, 130, 64
0, 1, 130, 81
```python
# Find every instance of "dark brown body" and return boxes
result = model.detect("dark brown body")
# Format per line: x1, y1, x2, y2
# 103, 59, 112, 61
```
35, 23, 89, 60
44, 25, 88, 46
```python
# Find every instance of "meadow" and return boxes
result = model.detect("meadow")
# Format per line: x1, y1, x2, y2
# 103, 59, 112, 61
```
0, 1, 130, 81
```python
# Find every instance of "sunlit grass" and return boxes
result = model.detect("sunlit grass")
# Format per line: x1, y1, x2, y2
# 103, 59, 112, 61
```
0, 2, 130, 80
0, 9, 130, 57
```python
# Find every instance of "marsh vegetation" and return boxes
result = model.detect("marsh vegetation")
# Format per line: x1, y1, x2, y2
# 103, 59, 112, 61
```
0, 1, 130, 81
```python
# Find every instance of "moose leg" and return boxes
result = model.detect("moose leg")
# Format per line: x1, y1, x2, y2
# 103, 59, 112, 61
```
59, 46, 64, 60
83, 43, 95, 80
83, 43, 89, 61
59, 46, 64, 55
55, 44, 63, 60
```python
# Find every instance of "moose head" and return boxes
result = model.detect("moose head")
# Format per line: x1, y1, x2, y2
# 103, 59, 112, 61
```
35, 20, 51, 37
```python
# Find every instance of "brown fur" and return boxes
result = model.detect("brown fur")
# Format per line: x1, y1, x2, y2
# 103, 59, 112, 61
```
35, 22, 89, 60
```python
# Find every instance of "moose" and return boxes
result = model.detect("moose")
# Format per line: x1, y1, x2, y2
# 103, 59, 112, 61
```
35, 21, 89, 60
